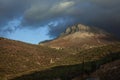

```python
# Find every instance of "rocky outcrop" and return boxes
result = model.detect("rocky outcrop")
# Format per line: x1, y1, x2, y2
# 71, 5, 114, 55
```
60, 24, 108, 37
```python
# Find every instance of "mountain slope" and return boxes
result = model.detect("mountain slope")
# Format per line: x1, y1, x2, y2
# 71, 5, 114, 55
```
0, 37, 69, 79
0, 37, 120, 80
39, 24, 118, 49
0, 23, 120, 80
10, 44, 120, 80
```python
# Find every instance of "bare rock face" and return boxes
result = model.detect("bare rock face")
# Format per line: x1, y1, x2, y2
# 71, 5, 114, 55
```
77, 24, 90, 32
39, 24, 118, 49
65, 27, 72, 34
60, 24, 108, 37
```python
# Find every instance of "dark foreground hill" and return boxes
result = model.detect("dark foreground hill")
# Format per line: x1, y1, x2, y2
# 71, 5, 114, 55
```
72, 60, 120, 80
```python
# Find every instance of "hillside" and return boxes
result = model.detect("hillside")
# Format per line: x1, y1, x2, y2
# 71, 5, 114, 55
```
0, 37, 120, 80
0, 24, 120, 80
72, 60, 120, 80
0, 37, 69, 79
11, 43, 120, 80
39, 24, 118, 49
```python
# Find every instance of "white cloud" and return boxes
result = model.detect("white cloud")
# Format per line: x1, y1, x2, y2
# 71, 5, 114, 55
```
58, 1, 75, 10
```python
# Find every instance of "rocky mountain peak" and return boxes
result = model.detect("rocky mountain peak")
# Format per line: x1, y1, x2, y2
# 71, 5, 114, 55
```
60, 24, 107, 37
39, 24, 118, 49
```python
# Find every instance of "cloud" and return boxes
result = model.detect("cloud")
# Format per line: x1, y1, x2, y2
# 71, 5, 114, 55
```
56, 1, 75, 10
0, 0, 30, 36
21, 0, 76, 27
0, 0, 120, 38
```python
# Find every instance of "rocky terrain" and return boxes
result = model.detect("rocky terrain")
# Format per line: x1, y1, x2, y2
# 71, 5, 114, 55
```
40, 24, 118, 49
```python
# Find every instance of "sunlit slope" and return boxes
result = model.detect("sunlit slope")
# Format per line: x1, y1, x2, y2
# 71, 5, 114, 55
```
0, 37, 68, 79
40, 24, 119, 49
0, 37, 120, 80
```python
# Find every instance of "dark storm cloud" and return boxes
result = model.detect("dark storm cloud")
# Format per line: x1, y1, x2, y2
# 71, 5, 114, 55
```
0, 0, 120, 37
0, 0, 30, 36
0, 0, 27, 25
21, 0, 120, 37
48, 17, 76, 37
21, 0, 76, 27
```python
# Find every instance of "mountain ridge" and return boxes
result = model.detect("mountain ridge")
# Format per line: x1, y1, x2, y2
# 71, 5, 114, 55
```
60, 24, 109, 37
0, 36, 120, 80
0, 24, 120, 80
39, 24, 118, 49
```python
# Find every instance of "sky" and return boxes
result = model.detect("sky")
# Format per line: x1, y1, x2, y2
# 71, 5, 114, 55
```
0, 0, 120, 44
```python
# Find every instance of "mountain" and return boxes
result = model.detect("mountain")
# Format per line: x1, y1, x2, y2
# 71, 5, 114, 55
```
39, 24, 118, 49
0, 24, 120, 80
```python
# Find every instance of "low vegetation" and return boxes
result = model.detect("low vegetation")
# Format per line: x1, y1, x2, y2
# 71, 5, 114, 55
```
11, 50, 120, 80
0, 38, 120, 80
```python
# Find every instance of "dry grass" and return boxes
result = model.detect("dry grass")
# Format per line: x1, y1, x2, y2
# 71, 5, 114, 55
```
0, 37, 120, 80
